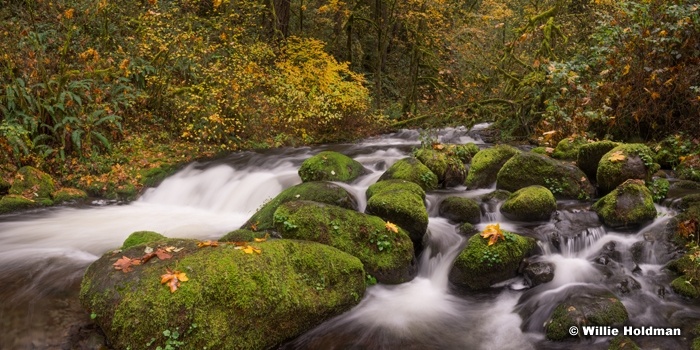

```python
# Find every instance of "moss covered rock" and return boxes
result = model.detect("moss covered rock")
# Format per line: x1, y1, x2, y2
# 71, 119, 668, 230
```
449, 230, 536, 290
414, 149, 467, 188
450, 143, 481, 163
365, 181, 429, 243
9, 166, 55, 199
465, 145, 519, 189
608, 336, 640, 350
80, 238, 366, 350
593, 179, 657, 228
596, 144, 658, 194
496, 152, 595, 200
668, 204, 700, 247
365, 179, 425, 201
671, 276, 700, 299
220, 229, 269, 242
241, 181, 357, 231
52, 187, 88, 203
273, 201, 416, 284
379, 157, 438, 191
677, 154, 700, 182
500, 185, 556, 222
577, 140, 620, 181
298, 151, 368, 183
121, 231, 167, 250
0, 194, 41, 214
438, 196, 481, 224
545, 292, 629, 341
552, 136, 588, 161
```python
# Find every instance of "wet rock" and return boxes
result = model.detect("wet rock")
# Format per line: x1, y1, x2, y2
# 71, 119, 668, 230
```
9, 166, 56, 199
438, 196, 480, 224
595, 241, 622, 265
414, 149, 467, 188
593, 179, 657, 229
671, 276, 700, 299
458, 222, 479, 236
544, 292, 629, 340
596, 144, 658, 194
0, 194, 41, 214
465, 145, 519, 189
496, 151, 595, 200
379, 157, 438, 191
275, 200, 416, 284
609, 275, 642, 295
500, 185, 556, 222
521, 259, 555, 287
577, 140, 620, 181
366, 180, 428, 244
52, 187, 88, 203
298, 151, 368, 183
480, 189, 511, 203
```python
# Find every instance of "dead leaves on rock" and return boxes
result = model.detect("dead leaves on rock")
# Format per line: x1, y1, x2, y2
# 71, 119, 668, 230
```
112, 246, 176, 273
160, 268, 189, 293
608, 151, 626, 162
385, 221, 399, 234
197, 234, 268, 254
480, 223, 505, 246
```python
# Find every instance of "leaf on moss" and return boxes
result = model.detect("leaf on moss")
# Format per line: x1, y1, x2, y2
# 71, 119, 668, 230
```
160, 268, 188, 293
385, 221, 399, 233
608, 151, 626, 162
197, 240, 219, 248
242, 245, 262, 254
113, 256, 141, 273
253, 233, 270, 242
480, 223, 505, 246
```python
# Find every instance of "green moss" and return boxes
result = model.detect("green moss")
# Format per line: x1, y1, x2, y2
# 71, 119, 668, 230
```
677, 154, 700, 182
451, 143, 481, 163
449, 231, 535, 289
366, 179, 425, 201
647, 177, 670, 202
52, 187, 88, 203
242, 181, 357, 231
577, 140, 620, 180
552, 136, 587, 160
671, 276, 700, 299
466, 145, 519, 189
608, 336, 640, 350
500, 185, 556, 221
414, 149, 467, 187
141, 164, 180, 188
596, 143, 658, 194
693, 337, 700, 350
496, 151, 595, 199
545, 293, 628, 341
669, 204, 700, 246
220, 229, 269, 242
273, 200, 415, 284
458, 222, 479, 236
365, 187, 429, 242
438, 196, 481, 224
121, 231, 167, 250
593, 179, 657, 228
8, 166, 55, 199
0, 194, 40, 214
480, 189, 512, 202
81, 238, 365, 350
531, 147, 548, 155
298, 151, 367, 183
379, 157, 438, 191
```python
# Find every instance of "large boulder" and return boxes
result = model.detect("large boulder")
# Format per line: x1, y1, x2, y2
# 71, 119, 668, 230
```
365, 180, 429, 243
52, 187, 88, 203
379, 157, 438, 191
9, 166, 55, 200
449, 228, 536, 289
0, 194, 42, 214
496, 152, 595, 200
298, 151, 368, 183
596, 144, 658, 194
438, 196, 481, 224
577, 140, 620, 181
241, 181, 357, 231
465, 145, 519, 189
414, 149, 467, 188
544, 292, 629, 341
593, 179, 657, 228
552, 136, 588, 161
500, 185, 557, 222
80, 237, 365, 350
273, 200, 416, 284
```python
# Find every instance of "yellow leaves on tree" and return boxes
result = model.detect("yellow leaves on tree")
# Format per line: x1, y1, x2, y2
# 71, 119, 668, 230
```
385, 221, 399, 233
608, 151, 626, 162
160, 268, 189, 293
480, 223, 505, 246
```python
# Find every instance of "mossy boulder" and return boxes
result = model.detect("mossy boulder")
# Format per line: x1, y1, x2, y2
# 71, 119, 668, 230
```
80, 238, 366, 350
671, 276, 700, 299
121, 231, 167, 250
449, 230, 536, 290
365, 181, 429, 243
450, 143, 481, 163
552, 136, 588, 161
220, 229, 269, 242
52, 187, 88, 203
596, 144, 658, 194
593, 179, 657, 228
414, 149, 467, 188
273, 201, 416, 284
496, 152, 595, 200
577, 140, 620, 181
298, 151, 368, 183
500, 185, 556, 222
668, 204, 700, 246
365, 179, 425, 201
465, 145, 519, 189
9, 166, 55, 199
677, 154, 700, 182
379, 157, 438, 191
0, 194, 41, 214
438, 196, 481, 224
544, 292, 629, 341
241, 181, 357, 231
608, 336, 640, 350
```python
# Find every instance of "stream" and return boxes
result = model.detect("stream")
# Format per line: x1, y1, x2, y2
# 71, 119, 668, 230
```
1, 125, 699, 349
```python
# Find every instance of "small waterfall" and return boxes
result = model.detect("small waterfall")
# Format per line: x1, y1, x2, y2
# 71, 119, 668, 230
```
560, 226, 607, 257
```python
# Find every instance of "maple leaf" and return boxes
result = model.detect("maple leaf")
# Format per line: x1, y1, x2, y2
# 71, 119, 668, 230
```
113, 256, 141, 273
155, 248, 173, 260
480, 223, 505, 246
160, 268, 189, 293
254, 233, 270, 242
608, 151, 626, 162
385, 221, 399, 233
197, 240, 219, 248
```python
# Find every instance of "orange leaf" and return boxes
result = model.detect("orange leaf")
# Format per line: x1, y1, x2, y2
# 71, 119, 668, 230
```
113, 256, 139, 273
385, 221, 399, 233
155, 248, 173, 260
197, 240, 219, 248
160, 268, 188, 293
608, 151, 626, 162
480, 223, 505, 246
253, 233, 270, 242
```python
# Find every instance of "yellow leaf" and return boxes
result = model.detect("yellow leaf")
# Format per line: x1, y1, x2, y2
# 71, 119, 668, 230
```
176, 272, 189, 282
608, 151, 626, 162
385, 221, 399, 233
254, 233, 270, 242
650, 91, 660, 100
622, 64, 630, 76
480, 223, 504, 246
213, 0, 222, 8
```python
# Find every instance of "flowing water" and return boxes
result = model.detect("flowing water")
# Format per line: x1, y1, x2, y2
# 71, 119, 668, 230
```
1, 125, 699, 349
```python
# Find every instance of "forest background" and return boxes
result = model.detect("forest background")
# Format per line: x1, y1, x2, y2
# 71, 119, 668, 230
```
1, 0, 699, 198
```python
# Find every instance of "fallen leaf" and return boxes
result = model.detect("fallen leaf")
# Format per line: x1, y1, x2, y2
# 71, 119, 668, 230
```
144, 246, 154, 254
160, 268, 188, 293
113, 256, 140, 273
432, 143, 445, 150
480, 223, 504, 246
197, 240, 219, 248
155, 248, 173, 260
242, 245, 262, 254
164, 246, 183, 253
385, 221, 399, 233
608, 151, 626, 162
254, 233, 270, 242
